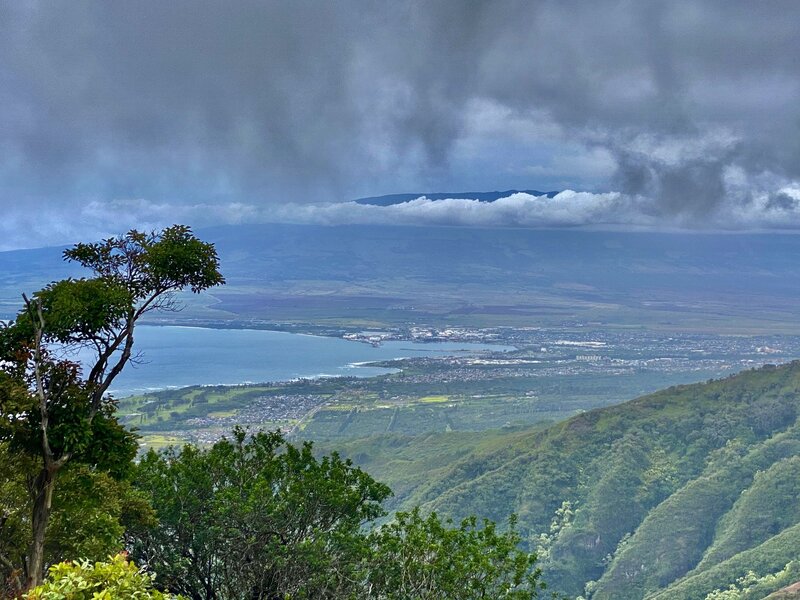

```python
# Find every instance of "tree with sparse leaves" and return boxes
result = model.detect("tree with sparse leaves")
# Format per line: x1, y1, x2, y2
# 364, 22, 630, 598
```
0, 226, 224, 592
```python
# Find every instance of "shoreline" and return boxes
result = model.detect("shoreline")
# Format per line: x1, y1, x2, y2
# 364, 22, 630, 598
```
109, 326, 510, 398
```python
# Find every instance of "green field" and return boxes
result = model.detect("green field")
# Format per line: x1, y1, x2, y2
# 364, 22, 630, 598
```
119, 359, 735, 451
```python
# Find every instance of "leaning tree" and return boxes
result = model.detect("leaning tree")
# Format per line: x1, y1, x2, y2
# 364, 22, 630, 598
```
0, 225, 224, 590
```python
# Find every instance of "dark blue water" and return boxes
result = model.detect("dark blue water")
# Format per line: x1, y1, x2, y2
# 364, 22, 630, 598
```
101, 326, 509, 396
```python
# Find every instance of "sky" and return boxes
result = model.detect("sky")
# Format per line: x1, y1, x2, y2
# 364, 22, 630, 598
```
2, 0, 800, 249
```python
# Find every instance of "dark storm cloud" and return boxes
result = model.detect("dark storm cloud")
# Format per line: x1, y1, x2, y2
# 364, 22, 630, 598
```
0, 1, 367, 202
2, 0, 800, 247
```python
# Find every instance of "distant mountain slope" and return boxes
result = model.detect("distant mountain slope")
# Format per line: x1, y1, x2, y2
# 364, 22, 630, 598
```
345, 362, 800, 598
354, 189, 559, 205
196, 224, 800, 332
0, 245, 79, 317
6, 222, 800, 332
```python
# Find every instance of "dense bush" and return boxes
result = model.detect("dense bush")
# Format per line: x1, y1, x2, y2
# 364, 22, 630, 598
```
128, 428, 548, 599
366, 509, 544, 599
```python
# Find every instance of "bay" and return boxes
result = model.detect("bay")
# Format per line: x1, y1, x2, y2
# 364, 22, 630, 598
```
101, 326, 509, 396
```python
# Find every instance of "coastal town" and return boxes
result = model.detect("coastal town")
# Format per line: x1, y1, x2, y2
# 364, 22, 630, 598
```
119, 325, 800, 447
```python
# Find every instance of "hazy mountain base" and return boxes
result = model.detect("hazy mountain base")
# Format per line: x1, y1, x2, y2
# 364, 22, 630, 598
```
196, 225, 800, 333
327, 362, 800, 599
8, 225, 800, 333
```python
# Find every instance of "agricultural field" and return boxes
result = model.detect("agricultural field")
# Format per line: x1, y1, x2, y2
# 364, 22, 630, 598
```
118, 325, 800, 449
118, 362, 745, 448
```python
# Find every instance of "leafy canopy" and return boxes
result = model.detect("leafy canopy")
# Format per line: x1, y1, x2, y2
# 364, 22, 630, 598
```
366, 509, 545, 599
130, 428, 391, 600
0, 225, 225, 467
129, 428, 549, 599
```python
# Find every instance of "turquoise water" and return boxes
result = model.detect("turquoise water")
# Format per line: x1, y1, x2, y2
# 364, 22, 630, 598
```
102, 326, 509, 396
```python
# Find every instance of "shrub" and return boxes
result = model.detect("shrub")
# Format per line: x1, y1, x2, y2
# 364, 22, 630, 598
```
25, 553, 179, 600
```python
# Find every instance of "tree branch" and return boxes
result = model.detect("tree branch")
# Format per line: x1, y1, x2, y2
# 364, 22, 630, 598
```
90, 320, 135, 410
0, 549, 16, 573
22, 295, 53, 467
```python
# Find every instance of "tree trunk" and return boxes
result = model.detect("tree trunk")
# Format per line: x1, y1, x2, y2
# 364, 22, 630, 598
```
25, 465, 57, 591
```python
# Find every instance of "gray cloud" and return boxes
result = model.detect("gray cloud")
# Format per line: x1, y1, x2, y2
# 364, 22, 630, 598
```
2, 0, 800, 246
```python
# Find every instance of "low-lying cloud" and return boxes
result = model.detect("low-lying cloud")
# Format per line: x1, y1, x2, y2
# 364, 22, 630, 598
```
8, 187, 800, 251
268, 192, 647, 228
270, 187, 800, 231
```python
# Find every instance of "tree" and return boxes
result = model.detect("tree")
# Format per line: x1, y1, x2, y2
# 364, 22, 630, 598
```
129, 428, 551, 600
1, 441, 155, 596
0, 226, 224, 590
129, 428, 391, 600
365, 509, 546, 599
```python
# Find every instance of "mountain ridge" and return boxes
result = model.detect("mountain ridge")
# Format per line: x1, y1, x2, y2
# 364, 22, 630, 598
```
6, 215, 800, 332
328, 361, 800, 598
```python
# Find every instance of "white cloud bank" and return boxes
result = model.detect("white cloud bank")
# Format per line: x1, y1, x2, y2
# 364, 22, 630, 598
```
7, 187, 800, 251
269, 188, 800, 232
266, 191, 653, 229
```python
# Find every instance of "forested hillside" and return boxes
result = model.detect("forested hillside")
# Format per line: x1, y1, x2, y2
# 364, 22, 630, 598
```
5, 229, 800, 598
334, 361, 800, 599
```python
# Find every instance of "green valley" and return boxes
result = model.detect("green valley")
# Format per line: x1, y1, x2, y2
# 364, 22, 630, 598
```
323, 361, 800, 599
117, 355, 800, 598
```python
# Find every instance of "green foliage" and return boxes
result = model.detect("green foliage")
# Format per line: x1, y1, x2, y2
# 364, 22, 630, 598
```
704, 561, 800, 600
535, 501, 575, 563
0, 443, 29, 592
0, 225, 225, 465
25, 554, 180, 599
366, 508, 545, 599
352, 361, 800, 599
130, 428, 391, 599
0, 444, 155, 589
128, 427, 554, 599
26, 279, 132, 345
3, 388, 139, 478
0, 225, 224, 589
64, 225, 224, 296
0, 372, 31, 445
311, 426, 547, 515
649, 524, 800, 600
594, 425, 800, 599
46, 467, 155, 563
698, 456, 800, 571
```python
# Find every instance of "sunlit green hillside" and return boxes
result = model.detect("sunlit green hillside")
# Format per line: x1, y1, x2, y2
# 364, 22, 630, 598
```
329, 362, 800, 599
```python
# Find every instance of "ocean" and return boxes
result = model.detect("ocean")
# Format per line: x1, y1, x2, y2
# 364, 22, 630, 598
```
94, 325, 508, 396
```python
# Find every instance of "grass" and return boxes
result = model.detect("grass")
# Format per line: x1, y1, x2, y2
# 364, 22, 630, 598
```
137, 434, 187, 451
418, 395, 450, 403
207, 410, 237, 418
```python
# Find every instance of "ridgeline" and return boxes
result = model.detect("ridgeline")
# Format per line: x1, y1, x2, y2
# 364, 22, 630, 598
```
333, 361, 800, 598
